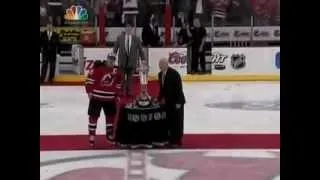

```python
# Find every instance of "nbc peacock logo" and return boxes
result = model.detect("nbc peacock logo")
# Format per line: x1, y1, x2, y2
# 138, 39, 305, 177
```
64, 5, 88, 22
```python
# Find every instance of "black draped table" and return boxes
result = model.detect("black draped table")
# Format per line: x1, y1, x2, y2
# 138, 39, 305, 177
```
115, 104, 168, 146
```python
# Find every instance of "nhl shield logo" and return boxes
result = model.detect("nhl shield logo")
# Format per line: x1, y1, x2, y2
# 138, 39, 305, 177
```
231, 54, 246, 70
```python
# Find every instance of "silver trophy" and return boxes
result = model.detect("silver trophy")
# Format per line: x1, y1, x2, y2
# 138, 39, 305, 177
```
138, 61, 148, 91
135, 60, 152, 107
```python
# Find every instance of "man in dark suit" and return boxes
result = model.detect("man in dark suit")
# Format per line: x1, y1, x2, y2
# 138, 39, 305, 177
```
113, 21, 146, 96
142, 14, 160, 47
177, 22, 191, 47
189, 18, 207, 74
40, 23, 60, 83
158, 58, 186, 147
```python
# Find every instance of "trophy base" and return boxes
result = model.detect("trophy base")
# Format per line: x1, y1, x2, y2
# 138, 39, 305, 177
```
133, 86, 152, 108
136, 99, 152, 108
136, 93, 152, 108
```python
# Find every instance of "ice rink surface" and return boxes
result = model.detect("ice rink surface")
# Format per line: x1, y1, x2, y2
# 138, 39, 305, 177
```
40, 82, 280, 180
40, 82, 279, 135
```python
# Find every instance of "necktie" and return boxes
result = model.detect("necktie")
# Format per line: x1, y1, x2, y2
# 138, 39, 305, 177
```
126, 35, 130, 54
162, 72, 166, 85
48, 31, 51, 40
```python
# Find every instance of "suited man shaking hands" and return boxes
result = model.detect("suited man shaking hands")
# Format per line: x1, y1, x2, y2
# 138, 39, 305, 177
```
158, 58, 186, 147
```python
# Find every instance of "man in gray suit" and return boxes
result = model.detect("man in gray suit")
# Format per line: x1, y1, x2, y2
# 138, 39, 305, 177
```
113, 21, 146, 96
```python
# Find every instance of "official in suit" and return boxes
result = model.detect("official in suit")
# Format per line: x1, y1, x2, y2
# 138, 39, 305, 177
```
189, 18, 207, 74
142, 14, 160, 47
40, 23, 60, 83
113, 21, 146, 96
158, 58, 186, 147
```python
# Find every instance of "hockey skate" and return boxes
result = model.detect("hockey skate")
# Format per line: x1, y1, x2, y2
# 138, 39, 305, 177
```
106, 125, 116, 145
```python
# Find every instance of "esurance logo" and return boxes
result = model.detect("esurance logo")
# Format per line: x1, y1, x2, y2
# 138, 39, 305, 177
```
64, 5, 88, 24
214, 31, 230, 38
254, 30, 270, 37
234, 30, 250, 38
275, 52, 280, 69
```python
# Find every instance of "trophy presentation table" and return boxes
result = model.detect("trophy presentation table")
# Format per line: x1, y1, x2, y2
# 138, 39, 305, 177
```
113, 58, 169, 148
115, 104, 168, 146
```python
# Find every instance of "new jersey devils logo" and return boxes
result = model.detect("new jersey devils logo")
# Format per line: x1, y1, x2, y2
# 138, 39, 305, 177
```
101, 73, 114, 87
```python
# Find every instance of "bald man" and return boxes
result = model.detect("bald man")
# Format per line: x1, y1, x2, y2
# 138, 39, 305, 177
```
158, 58, 186, 147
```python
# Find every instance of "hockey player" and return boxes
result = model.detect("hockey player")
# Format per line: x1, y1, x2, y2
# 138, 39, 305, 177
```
85, 55, 123, 147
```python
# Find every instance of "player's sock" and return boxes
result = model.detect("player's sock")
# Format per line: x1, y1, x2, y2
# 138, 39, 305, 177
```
89, 116, 98, 146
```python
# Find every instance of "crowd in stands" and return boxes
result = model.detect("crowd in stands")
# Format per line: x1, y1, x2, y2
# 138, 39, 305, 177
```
40, 0, 280, 27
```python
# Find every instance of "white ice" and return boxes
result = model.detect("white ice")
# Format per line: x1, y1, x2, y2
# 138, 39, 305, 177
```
40, 82, 280, 135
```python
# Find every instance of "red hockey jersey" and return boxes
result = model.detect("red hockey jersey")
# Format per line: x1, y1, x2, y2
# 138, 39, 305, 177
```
85, 66, 123, 101
210, 0, 239, 19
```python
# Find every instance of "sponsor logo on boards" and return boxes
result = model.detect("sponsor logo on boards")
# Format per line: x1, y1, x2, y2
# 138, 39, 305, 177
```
231, 54, 246, 70
275, 52, 280, 69
211, 52, 227, 70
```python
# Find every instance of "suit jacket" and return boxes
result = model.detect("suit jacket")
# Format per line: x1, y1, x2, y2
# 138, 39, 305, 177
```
40, 30, 60, 56
177, 28, 191, 46
113, 32, 146, 70
142, 24, 160, 47
158, 67, 186, 106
